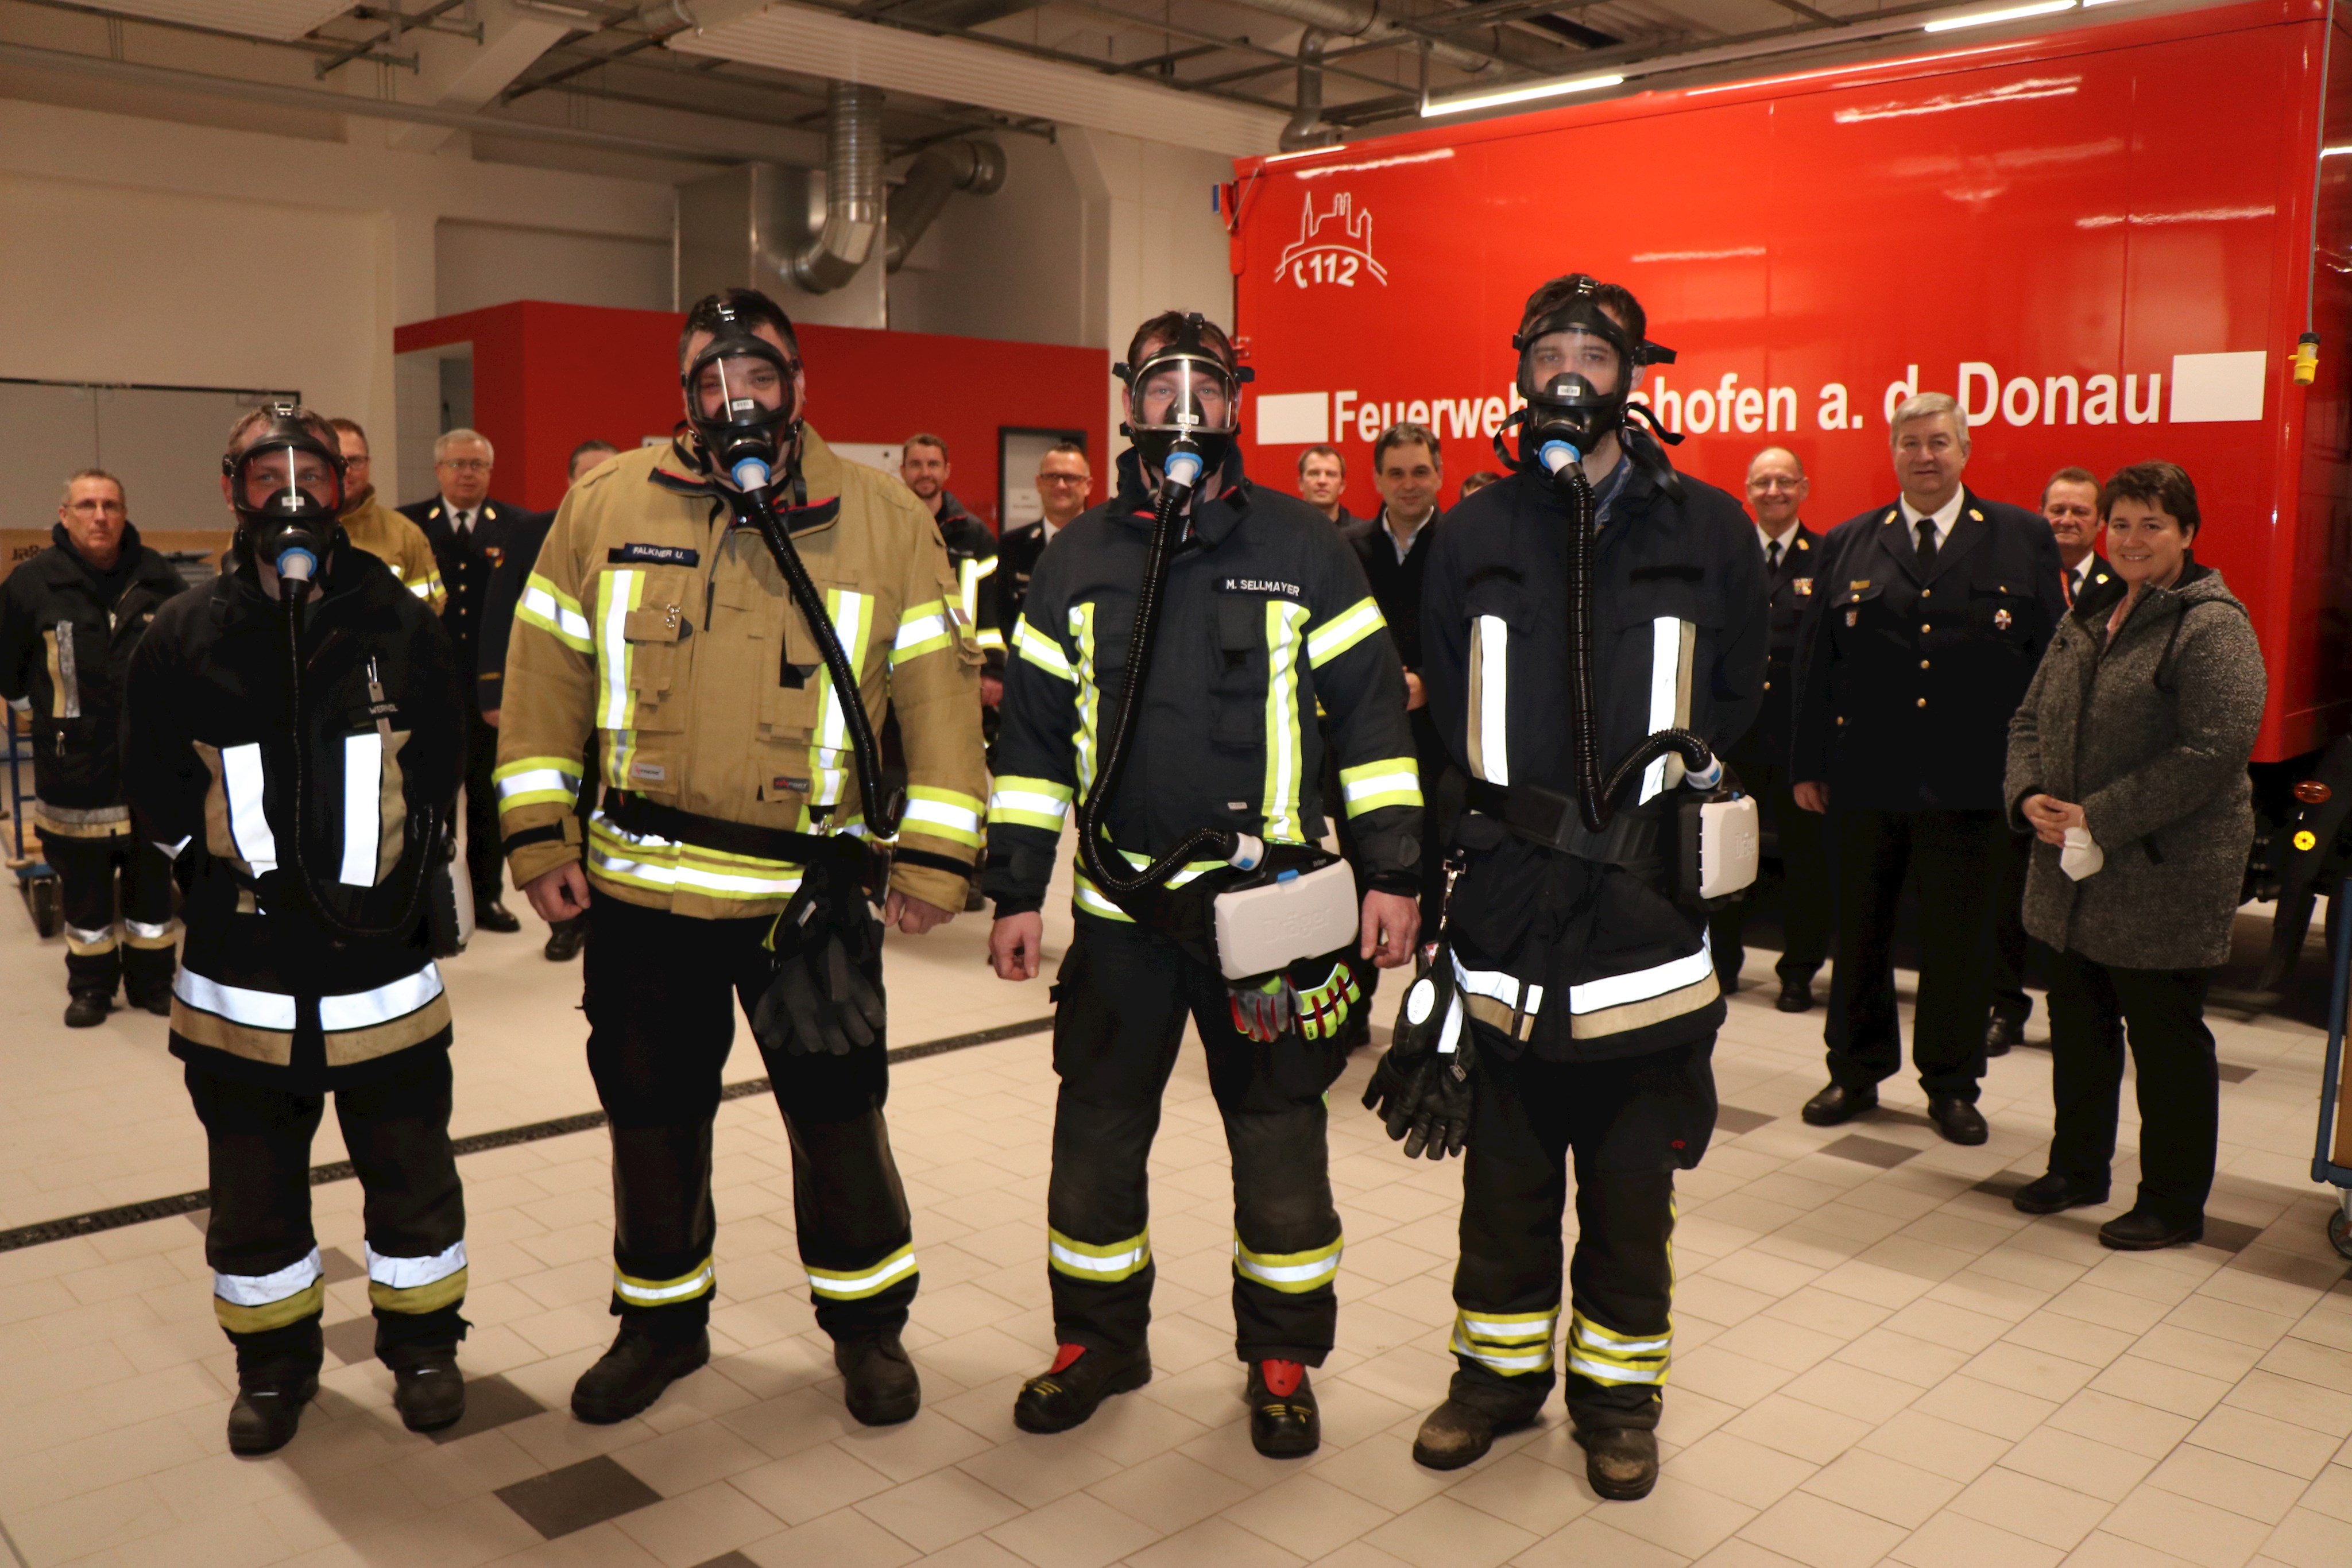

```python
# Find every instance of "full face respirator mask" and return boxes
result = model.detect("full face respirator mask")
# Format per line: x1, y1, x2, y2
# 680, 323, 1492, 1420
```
1079, 315, 1357, 984
223, 406, 347, 597
1500, 274, 1682, 487
682, 304, 803, 493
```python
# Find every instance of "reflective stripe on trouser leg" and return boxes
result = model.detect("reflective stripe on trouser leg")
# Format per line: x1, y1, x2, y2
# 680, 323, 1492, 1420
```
1232, 1233, 1341, 1294
1210, 993, 1345, 1363
215, 1246, 327, 1334
365, 1240, 469, 1315
608, 1124, 718, 1317
615, 1256, 715, 1308
774, 1074, 918, 1338
806, 1244, 917, 1302
1050, 1227, 1151, 1283
1562, 1171, 1678, 1432
1450, 1306, 1560, 1376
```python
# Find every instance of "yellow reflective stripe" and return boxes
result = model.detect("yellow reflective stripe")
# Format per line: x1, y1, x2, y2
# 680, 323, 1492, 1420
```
1233, 1233, 1341, 1293
976, 628, 1007, 652
1259, 601, 1310, 843
587, 813, 808, 900
1339, 756, 1423, 816
1072, 871, 1135, 922
419, 570, 447, 613
215, 1250, 327, 1334
989, 775, 1073, 833
1305, 595, 1385, 667
892, 597, 951, 664
493, 755, 584, 815
807, 1244, 917, 1300
521, 573, 594, 652
1047, 1228, 1151, 1281
1566, 1308, 1670, 1385
216, 1280, 326, 1335
1468, 614, 1509, 785
1018, 614, 1077, 683
594, 570, 645, 730
807, 590, 873, 814
902, 786, 984, 847
614, 1257, 714, 1304
1452, 1307, 1559, 1374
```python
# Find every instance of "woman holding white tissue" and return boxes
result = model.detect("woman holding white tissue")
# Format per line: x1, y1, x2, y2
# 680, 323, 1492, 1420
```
2003, 461, 2265, 1250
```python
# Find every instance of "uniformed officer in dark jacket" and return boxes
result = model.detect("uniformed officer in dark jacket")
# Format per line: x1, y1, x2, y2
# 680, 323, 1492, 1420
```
123, 406, 471, 1454
1340, 423, 1453, 930
1710, 447, 1829, 1012
1790, 392, 2065, 1144
899, 434, 1004, 667
984, 311, 1423, 1458
0, 470, 187, 1024
1375, 274, 1766, 1503
399, 427, 540, 931
993, 439, 1093, 673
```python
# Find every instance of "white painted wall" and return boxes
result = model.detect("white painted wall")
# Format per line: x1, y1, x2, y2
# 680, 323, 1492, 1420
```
0, 95, 672, 494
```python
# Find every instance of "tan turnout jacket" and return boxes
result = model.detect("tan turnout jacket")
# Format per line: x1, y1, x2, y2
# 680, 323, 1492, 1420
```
341, 493, 446, 612
495, 429, 987, 919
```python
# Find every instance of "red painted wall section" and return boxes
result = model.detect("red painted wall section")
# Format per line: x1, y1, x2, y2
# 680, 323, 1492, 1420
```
392, 302, 1112, 527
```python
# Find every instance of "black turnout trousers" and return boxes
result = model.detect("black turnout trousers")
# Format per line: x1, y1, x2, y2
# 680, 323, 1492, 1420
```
1046, 915, 1349, 1365
44, 831, 175, 999
1825, 807, 2005, 1102
187, 1052, 466, 1372
1448, 1040, 1714, 1433
582, 891, 917, 1339
1708, 762, 1831, 987
2042, 950, 2219, 1224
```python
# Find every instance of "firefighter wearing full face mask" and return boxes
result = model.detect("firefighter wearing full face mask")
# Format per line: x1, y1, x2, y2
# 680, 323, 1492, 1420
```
120, 405, 473, 1455
496, 289, 987, 1429
1364, 275, 1767, 1500
984, 311, 1425, 1457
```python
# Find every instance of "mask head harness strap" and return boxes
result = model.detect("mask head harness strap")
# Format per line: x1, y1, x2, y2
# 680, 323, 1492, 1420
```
1115, 311, 1254, 490
223, 402, 346, 589
1498, 274, 1680, 482
682, 300, 803, 492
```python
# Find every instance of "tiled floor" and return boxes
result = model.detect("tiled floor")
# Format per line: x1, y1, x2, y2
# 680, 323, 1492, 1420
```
1, 842, 2349, 1567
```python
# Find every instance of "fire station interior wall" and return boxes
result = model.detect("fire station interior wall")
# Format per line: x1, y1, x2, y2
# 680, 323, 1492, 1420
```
434, 218, 675, 319
393, 300, 1110, 519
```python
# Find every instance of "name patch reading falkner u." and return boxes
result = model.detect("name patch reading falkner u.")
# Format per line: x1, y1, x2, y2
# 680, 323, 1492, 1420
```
1221, 576, 1302, 599
609, 543, 700, 567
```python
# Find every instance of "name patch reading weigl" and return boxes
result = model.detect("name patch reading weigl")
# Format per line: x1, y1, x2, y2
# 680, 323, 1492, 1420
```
609, 544, 700, 567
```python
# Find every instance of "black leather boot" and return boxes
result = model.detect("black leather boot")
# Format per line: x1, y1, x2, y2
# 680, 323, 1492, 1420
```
836, 1332, 921, 1426
64, 990, 110, 1028
1012, 1344, 1150, 1434
227, 1358, 320, 1456
2012, 1172, 2107, 1215
1801, 1082, 1877, 1126
388, 1343, 467, 1433
1577, 1426, 1659, 1501
571, 1321, 710, 1424
1411, 1399, 1507, 1470
1246, 1361, 1320, 1458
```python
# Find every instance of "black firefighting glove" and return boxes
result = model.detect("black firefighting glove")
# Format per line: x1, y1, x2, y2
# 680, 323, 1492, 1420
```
1361, 954, 1477, 1160
752, 925, 887, 1056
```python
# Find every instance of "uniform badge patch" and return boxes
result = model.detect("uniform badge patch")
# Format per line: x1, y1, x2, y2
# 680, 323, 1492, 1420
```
1793, 578, 1813, 596
1994, 607, 2013, 630
609, 543, 700, 567
483, 545, 505, 568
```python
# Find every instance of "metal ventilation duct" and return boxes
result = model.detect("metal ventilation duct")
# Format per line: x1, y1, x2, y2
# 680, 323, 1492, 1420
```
793, 81, 885, 294
885, 138, 1007, 272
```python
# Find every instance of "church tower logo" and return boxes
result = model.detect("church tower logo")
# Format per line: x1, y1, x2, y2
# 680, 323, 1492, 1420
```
1274, 192, 1388, 289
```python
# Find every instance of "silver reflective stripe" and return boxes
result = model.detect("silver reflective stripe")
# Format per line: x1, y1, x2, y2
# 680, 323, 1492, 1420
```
64, 921, 113, 947
614, 1260, 714, 1303
1451, 954, 1546, 1017
339, 732, 382, 887
366, 1240, 467, 1290
173, 969, 297, 1030
318, 965, 445, 1032
52, 622, 80, 718
125, 918, 175, 940
1639, 617, 1682, 803
216, 1247, 322, 1307
1566, 933, 1715, 1016
1475, 614, 1510, 784
220, 742, 278, 874
157, 835, 191, 860
36, 803, 129, 826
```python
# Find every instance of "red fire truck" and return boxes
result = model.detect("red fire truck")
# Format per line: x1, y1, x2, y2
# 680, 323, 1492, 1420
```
1225, 0, 2352, 986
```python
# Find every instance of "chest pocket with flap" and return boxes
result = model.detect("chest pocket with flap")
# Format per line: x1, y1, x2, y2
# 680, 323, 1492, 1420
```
595, 565, 693, 732
1210, 595, 1270, 749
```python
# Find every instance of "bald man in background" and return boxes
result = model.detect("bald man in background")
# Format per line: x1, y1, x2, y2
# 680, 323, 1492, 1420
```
1713, 447, 1831, 1011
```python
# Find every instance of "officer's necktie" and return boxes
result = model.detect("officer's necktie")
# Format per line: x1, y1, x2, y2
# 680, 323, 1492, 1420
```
1915, 518, 1937, 576
2063, 564, 2078, 607
452, 509, 471, 536
1766, 540, 1783, 572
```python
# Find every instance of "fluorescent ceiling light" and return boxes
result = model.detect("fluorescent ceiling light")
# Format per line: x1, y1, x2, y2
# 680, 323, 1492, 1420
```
1925, 0, 2077, 34
1422, 72, 1624, 117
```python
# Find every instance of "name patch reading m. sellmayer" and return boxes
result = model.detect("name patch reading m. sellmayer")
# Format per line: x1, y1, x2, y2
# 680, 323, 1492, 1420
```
609, 544, 700, 567
1221, 577, 1302, 598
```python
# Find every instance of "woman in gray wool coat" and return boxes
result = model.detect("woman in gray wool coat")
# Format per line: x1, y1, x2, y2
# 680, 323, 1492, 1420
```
2003, 460, 2265, 1252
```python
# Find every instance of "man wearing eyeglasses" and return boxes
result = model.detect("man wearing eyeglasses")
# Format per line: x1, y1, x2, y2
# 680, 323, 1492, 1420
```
401, 429, 541, 934
992, 441, 1092, 712
1711, 447, 1829, 1013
